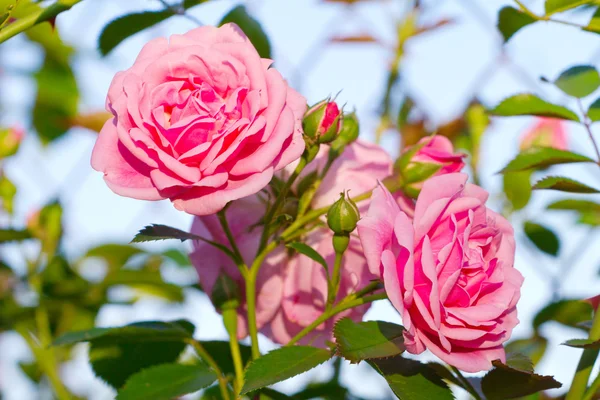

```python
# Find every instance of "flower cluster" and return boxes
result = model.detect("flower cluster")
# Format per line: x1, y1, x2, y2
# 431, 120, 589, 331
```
91, 23, 522, 373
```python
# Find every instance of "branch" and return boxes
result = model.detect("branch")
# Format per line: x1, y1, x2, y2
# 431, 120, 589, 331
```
0, 0, 84, 45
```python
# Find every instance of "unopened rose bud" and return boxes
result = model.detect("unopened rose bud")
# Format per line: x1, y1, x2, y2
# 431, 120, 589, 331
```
303, 99, 342, 144
395, 135, 465, 198
327, 192, 360, 237
330, 112, 359, 153
0, 126, 24, 158
211, 273, 241, 311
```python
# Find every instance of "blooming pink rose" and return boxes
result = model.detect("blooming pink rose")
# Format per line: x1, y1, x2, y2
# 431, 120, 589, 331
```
92, 24, 307, 216
358, 173, 523, 372
409, 135, 465, 176
519, 118, 567, 151
190, 140, 391, 343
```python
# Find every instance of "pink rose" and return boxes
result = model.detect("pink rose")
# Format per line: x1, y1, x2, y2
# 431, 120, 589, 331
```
92, 24, 307, 216
519, 118, 568, 151
358, 173, 523, 372
190, 140, 392, 343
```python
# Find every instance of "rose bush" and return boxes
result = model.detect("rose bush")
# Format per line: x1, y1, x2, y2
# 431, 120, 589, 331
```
358, 173, 523, 372
91, 23, 306, 215
191, 140, 391, 343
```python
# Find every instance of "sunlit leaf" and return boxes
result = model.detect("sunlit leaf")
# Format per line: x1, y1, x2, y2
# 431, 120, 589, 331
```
533, 299, 592, 331
552, 65, 600, 98
545, 0, 595, 16
497, 7, 537, 42
500, 148, 595, 173
504, 171, 532, 210
99, 11, 175, 56
506, 336, 549, 366
489, 93, 579, 121
533, 176, 600, 193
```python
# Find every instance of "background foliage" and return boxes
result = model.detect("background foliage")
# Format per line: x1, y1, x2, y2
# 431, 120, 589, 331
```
1, 0, 600, 399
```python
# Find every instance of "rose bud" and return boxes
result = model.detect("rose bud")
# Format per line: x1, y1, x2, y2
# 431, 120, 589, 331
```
211, 272, 241, 311
395, 135, 466, 198
303, 99, 342, 144
519, 118, 567, 151
0, 126, 24, 158
330, 112, 360, 154
327, 192, 360, 236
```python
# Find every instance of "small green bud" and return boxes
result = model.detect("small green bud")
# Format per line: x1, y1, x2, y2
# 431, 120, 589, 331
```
327, 192, 360, 236
0, 126, 24, 159
302, 99, 342, 144
211, 273, 241, 311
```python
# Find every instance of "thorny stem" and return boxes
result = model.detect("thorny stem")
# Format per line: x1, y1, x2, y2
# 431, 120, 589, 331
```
578, 99, 600, 167
217, 208, 248, 278
0, 0, 84, 44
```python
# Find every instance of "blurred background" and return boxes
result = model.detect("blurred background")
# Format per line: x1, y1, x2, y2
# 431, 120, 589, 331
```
1, 0, 600, 398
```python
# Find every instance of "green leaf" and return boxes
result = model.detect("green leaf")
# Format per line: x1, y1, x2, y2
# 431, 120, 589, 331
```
585, 6, 600, 33
505, 353, 534, 373
533, 176, 600, 193
523, 221, 560, 256
489, 93, 580, 121
553, 65, 600, 98
503, 171, 532, 210
105, 269, 184, 302
84, 244, 144, 270
99, 11, 175, 56
368, 356, 453, 400
588, 96, 600, 122
286, 242, 328, 273
333, 318, 405, 363
545, 0, 595, 15
54, 320, 194, 346
200, 341, 252, 375
562, 338, 600, 349
219, 5, 271, 59
497, 7, 537, 42
132, 224, 203, 243
481, 360, 562, 399
34, 55, 79, 143
547, 199, 600, 212
241, 346, 332, 394
500, 147, 595, 173
161, 248, 192, 268
506, 336, 548, 366
533, 299, 593, 331
116, 364, 216, 400
0, 229, 32, 243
